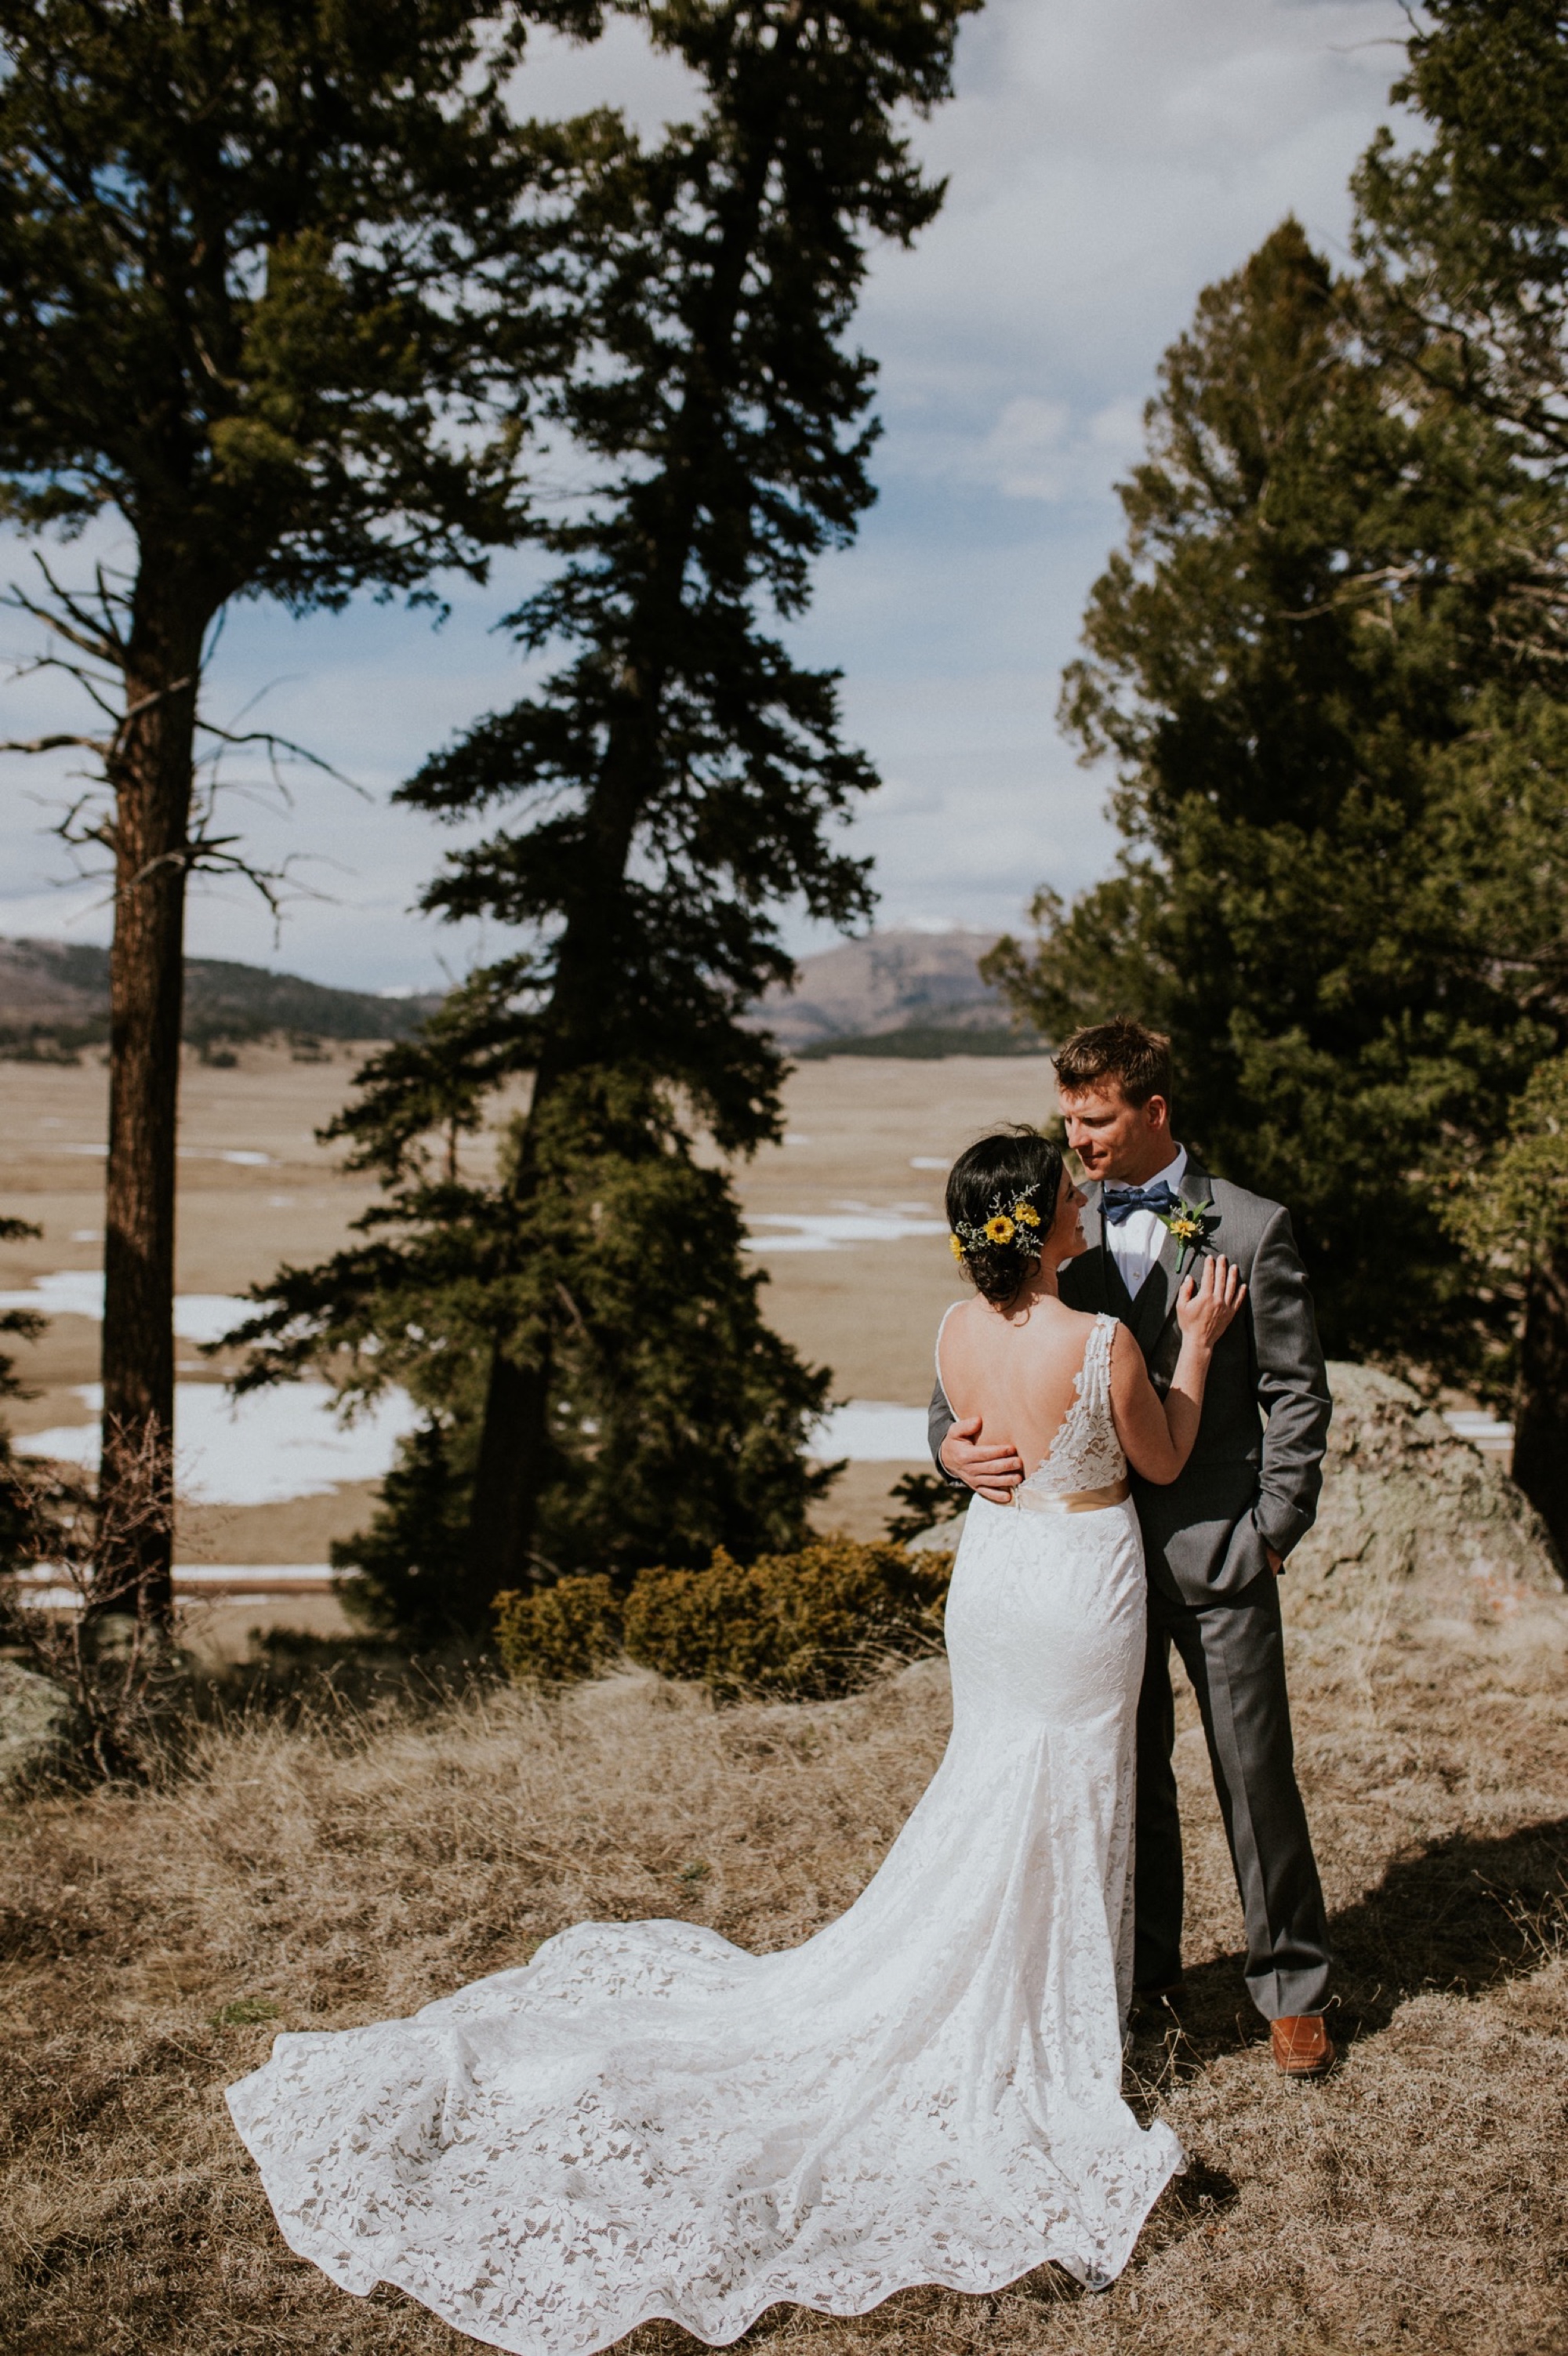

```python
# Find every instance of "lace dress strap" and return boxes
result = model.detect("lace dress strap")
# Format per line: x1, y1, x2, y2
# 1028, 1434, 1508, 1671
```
1081, 1313, 1117, 1417
934, 1301, 964, 1409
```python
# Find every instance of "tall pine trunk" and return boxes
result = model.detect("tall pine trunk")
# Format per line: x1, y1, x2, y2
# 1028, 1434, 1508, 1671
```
459, 50, 795, 1589
463, 894, 637, 1590
95, 583, 205, 1625
1512, 1249, 1568, 1568
467, 1344, 554, 1593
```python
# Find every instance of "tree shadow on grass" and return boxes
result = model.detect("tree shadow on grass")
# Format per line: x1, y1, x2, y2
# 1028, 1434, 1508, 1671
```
192, 1625, 499, 1730
1134, 1812, 1568, 2072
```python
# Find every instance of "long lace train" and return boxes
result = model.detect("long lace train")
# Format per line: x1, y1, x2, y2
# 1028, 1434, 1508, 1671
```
228, 1314, 1180, 2352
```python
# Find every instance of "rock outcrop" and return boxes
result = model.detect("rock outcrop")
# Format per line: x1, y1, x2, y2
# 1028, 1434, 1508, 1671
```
0, 1658, 82, 1791
910, 1363, 1566, 1635
1287, 1363, 1563, 1635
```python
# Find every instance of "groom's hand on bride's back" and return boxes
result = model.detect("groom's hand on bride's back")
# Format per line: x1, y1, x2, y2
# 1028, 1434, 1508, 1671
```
939, 1417, 1025, 1504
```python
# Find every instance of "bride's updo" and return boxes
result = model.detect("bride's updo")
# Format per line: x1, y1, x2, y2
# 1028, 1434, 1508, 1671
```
946, 1127, 1065, 1307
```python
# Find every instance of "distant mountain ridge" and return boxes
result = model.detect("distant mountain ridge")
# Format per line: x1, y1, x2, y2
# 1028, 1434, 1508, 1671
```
0, 928, 1038, 1065
750, 928, 1036, 1054
0, 937, 441, 1060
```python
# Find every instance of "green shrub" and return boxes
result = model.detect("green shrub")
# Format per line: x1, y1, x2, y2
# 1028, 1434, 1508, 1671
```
494, 1574, 622, 1686
495, 1540, 953, 1701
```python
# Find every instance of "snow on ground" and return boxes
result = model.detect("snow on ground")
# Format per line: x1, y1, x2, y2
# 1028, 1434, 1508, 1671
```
746, 1208, 946, 1253
0, 1269, 251, 1345
808, 1402, 931, 1461
14, 1382, 422, 1506
16, 1564, 338, 1607
14, 1381, 927, 1487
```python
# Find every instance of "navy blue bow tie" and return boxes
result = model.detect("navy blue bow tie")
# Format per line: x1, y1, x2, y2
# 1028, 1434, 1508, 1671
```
1101, 1178, 1179, 1227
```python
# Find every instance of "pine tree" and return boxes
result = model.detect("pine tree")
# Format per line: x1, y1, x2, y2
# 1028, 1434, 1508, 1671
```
986, 222, 1568, 1392
1349, 0, 1568, 1545
231, 0, 978, 1628
1445, 1053, 1568, 1558
1354, 0, 1568, 484
238, 1065, 838, 1641
0, 0, 608, 1621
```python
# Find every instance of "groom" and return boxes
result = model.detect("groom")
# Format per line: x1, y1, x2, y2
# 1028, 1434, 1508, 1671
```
928, 1018, 1335, 2075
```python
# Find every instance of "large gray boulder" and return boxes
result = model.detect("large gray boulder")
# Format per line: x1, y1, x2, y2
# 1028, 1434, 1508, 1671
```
0, 1657, 83, 1792
907, 1363, 1566, 1633
1287, 1362, 1564, 1635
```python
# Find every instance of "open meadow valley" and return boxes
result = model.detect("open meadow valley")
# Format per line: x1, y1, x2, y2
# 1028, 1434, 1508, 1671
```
2, 1047, 1567, 2354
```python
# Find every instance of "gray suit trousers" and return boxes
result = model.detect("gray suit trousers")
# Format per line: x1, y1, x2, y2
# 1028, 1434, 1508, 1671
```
1136, 1572, 1330, 2018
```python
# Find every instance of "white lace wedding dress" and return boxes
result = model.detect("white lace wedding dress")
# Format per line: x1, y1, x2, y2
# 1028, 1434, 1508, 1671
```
227, 1310, 1181, 2351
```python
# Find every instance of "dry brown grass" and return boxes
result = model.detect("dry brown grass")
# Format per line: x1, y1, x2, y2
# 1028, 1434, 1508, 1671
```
5, 1521, 1568, 2356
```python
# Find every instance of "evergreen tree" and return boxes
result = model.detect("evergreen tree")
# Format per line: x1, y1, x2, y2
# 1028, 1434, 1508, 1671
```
986, 223, 1568, 1395
238, 1065, 837, 1641
0, 0, 608, 1621
1349, 0, 1568, 1542
1446, 1051, 1568, 1557
231, 0, 978, 1628
1354, 0, 1568, 487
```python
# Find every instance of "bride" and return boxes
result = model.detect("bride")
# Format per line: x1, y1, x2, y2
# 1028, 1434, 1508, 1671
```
228, 1125, 1243, 2353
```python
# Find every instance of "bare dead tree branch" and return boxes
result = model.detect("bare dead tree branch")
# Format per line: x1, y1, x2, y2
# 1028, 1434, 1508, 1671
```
0, 731, 114, 755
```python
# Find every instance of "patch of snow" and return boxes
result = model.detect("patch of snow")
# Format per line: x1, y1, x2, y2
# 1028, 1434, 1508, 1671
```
176, 1563, 343, 1588
0, 1269, 252, 1344
1443, 1410, 1514, 1459
14, 1381, 420, 1505
172, 1294, 256, 1346
746, 1211, 948, 1254
14, 1562, 349, 1603
49, 1144, 271, 1165
0, 1270, 106, 1322
809, 1401, 931, 1461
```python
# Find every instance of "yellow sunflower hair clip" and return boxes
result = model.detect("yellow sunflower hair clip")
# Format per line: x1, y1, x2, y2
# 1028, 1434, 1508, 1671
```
949, 1182, 1047, 1263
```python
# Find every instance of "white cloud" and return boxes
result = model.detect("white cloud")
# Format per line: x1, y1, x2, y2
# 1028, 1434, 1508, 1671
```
974, 397, 1071, 501
0, 1, 1410, 980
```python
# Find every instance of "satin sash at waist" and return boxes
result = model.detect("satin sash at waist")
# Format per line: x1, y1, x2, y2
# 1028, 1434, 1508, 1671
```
1012, 1476, 1131, 1516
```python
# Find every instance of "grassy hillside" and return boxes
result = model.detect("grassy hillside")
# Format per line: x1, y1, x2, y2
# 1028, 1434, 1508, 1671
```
0, 938, 441, 1061
2, 1370, 1566, 2354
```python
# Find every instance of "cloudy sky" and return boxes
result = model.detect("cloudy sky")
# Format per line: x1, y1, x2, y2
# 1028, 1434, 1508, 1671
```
0, 0, 1413, 993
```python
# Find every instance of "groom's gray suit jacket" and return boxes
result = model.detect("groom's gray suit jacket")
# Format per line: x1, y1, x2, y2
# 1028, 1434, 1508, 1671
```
927, 1162, 1333, 1606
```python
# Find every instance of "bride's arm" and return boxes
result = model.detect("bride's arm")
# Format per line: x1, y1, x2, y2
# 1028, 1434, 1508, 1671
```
1109, 1257, 1247, 1484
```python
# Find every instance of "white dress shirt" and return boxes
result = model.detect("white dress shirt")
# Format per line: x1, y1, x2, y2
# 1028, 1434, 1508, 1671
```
1102, 1145, 1188, 1299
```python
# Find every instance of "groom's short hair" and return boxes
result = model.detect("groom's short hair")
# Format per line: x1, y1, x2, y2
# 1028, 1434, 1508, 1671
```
1053, 1018, 1172, 1109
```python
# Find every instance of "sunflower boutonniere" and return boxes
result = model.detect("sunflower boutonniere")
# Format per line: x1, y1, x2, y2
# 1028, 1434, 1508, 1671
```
1156, 1193, 1221, 1276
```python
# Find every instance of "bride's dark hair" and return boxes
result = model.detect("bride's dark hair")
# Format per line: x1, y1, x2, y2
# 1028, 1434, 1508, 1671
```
946, 1127, 1065, 1307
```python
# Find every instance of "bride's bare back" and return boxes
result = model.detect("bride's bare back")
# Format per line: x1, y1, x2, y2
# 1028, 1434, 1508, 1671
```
936, 1295, 1103, 1481
936, 1249, 1247, 1490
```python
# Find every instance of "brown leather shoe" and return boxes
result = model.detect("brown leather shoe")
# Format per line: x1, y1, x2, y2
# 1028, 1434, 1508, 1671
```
1271, 2014, 1334, 2076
